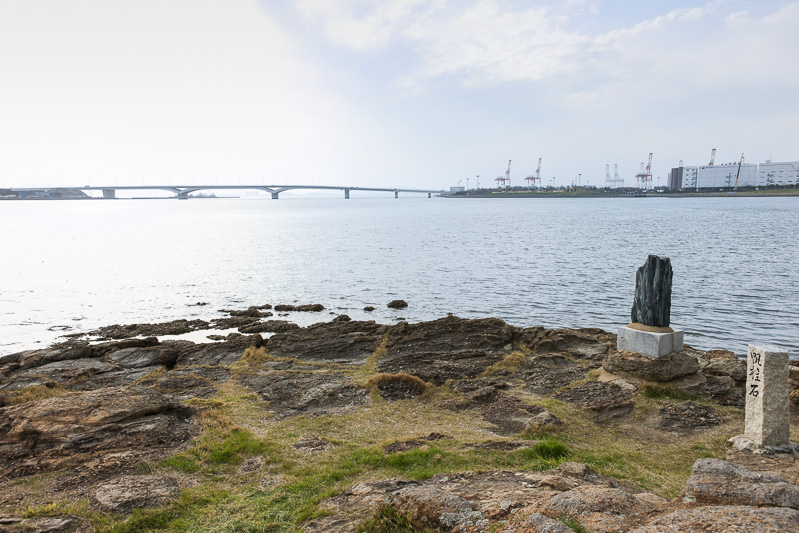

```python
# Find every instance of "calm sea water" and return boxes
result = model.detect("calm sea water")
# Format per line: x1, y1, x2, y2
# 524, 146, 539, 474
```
2, 195, 797, 357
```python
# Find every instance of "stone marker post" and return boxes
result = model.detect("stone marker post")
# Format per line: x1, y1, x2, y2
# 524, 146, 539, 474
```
744, 345, 790, 447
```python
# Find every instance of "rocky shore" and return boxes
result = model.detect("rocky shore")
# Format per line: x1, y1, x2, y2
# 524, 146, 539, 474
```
1, 312, 798, 532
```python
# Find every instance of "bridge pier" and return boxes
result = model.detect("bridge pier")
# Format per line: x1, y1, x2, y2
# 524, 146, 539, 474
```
394, 191, 398, 199
271, 192, 279, 200
178, 192, 189, 200
102, 189, 116, 199
344, 189, 350, 199
428, 193, 431, 198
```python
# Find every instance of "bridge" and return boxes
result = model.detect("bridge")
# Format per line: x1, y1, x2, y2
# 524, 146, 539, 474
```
10, 185, 443, 200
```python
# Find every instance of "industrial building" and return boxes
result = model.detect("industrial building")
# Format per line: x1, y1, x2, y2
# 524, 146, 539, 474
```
668, 160, 799, 190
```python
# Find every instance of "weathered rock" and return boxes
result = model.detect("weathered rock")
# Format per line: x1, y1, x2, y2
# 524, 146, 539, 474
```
630, 255, 673, 328
228, 306, 272, 318
3, 338, 157, 373
387, 300, 409, 309
93, 475, 181, 511
703, 358, 746, 383
478, 394, 546, 435
91, 319, 210, 340
522, 355, 591, 395
333, 314, 352, 322
391, 485, 485, 531
0, 386, 196, 479
554, 381, 635, 420
528, 411, 563, 431
603, 349, 701, 381
530, 329, 612, 360
523, 512, 573, 532
371, 373, 428, 401
633, 505, 799, 532
379, 316, 515, 385
267, 321, 387, 364
543, 486, 654, 532
173, 336, 257, 367
146, 370, 220, 401
238, 320, 300, 334
685, 458, 799, 509
16, 517, 82, 532
239, 371, 368, 418
211, 316, 260, 330
105, 345, 180, 369
273, 303, 325, 312
306, 464, 620, 533
682, 374, 744, 408
658, 401, 721, 431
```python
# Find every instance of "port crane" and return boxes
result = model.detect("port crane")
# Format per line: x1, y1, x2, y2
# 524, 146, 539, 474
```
709, 148, 716, 166
614, 164, 624, 187
605, 164, 612, 188
495, 159, 512, 188
733, 153, 745, 191
635, 153, 653, 189
525, 158, 542, 187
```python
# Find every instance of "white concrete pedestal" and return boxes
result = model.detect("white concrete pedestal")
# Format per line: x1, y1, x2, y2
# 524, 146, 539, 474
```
617, 326, 684, 358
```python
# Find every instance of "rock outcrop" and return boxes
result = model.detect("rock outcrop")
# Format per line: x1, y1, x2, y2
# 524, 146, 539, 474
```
0, 314, 786, 531
603, 349, 701, 381
0, 386, 197, 479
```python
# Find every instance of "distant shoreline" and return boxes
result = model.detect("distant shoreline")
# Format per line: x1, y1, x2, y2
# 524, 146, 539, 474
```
446, 190, 799, 199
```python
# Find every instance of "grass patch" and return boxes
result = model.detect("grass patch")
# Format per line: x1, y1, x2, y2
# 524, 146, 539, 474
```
484, 351, 528, 374
205, 428, 268, 464
353, 332, 390, 386
525, 437, 571, 461
560, 516, 589, 533
366, 373, 428, 396
70, 356, 744, 531
641, 383, 701, 402
229, 346, 275, 377
5, 384, 69, 405
532, 398, 737, 497
356, 505, 433, 532
23, 499, 88, 518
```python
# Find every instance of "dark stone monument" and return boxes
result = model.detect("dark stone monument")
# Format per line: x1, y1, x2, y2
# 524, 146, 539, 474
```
616, 255, 682, 357
630, 255, 672, 328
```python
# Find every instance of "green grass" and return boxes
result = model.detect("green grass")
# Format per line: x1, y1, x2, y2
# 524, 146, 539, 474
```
641, 383, 701, 402
560, 516, 589, 532
205, 429, 268, 464
41, 336, 744, 532
356, 505, 433, 533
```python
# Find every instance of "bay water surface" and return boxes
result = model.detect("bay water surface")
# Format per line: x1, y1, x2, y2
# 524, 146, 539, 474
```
2, 195, 797, 357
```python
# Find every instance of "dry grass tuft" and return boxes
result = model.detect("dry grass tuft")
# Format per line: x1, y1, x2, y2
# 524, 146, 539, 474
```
5, 384, 69, 405
489, 351, 528, 373
367, 373, 428, 394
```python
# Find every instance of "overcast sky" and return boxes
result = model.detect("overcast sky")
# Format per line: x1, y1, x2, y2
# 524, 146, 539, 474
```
1, 0, 797, 190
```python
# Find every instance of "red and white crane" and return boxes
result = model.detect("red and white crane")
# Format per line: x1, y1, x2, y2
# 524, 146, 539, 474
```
526, 158, 542, 187
495, 159, 512, 188
635, 153, 653, 189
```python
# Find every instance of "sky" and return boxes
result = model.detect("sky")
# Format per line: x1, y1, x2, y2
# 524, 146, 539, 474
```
1, 0, 797, 190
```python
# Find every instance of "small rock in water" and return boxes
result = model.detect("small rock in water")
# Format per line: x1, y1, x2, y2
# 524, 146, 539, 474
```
631, 255, 672, 328
364, 306, 375, 312
387, 299, 408, 309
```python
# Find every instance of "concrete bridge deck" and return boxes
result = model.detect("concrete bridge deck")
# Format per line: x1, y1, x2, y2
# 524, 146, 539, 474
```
18, 185, 443, 200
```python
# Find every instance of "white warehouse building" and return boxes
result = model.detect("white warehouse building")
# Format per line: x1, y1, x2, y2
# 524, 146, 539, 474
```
668, 161, 799, 190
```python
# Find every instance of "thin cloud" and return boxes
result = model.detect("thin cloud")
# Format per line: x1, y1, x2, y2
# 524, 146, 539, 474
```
294, 0, 799, 99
